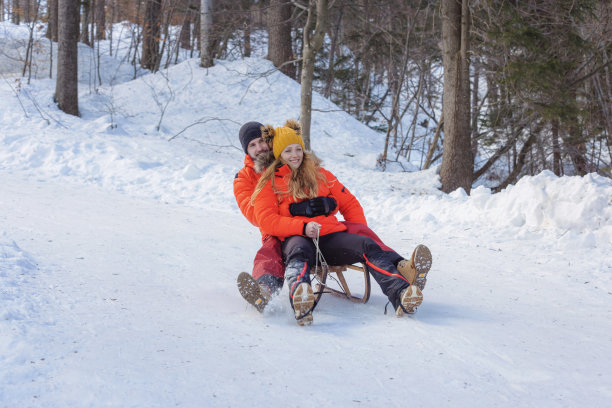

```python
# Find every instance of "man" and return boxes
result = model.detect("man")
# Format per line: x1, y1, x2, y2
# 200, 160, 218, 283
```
233, 121, 431, 312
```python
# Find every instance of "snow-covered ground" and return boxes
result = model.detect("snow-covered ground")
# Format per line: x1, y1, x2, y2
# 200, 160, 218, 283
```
1, 21, 612, 407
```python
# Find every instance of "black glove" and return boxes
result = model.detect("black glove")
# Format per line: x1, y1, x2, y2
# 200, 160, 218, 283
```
290, 197, 337, 218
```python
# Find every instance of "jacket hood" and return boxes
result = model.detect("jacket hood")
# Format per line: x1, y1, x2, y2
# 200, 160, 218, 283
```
254, 151, 275, 174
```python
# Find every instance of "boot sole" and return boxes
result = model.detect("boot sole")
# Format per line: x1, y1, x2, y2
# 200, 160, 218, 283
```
292, 283, 315, 326
237, 272, 268, 313
412, 244, 432, 291
396, 285, 423, 316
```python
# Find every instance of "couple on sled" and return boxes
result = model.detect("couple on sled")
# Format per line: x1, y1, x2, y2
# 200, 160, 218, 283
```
234, 120, 432, 326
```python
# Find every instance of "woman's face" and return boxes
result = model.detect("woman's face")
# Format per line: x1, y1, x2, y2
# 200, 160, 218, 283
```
280, 143, 304, 169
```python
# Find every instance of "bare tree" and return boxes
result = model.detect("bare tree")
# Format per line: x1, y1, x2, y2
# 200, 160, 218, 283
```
22, 0, 40, 83
241, 0, 252, 57
95, 0, 106, 40
300, 0, 329, 149
81, 0, 92, 46
179, 0, 195, 50
55, 0, 79, 116
440, 0, 473, 193
12, 0, 20, 24
267, 0, 295, 78
46, 0, 59, 41
200, 0, 213, 67
142, 0, 162, 70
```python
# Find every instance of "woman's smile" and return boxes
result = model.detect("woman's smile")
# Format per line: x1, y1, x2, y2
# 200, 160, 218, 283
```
281, 143, 304, 169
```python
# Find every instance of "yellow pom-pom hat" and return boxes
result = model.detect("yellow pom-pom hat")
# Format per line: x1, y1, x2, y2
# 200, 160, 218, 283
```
261, 119, 305, 159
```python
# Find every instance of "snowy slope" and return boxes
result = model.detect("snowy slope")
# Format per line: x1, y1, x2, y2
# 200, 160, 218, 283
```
2, 21, 612, 407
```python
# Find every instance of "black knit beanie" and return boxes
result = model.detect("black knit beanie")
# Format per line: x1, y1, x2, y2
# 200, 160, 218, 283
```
239, 121, 264, 154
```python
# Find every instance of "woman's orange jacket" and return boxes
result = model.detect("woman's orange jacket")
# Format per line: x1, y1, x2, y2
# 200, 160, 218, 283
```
253, 163, 367, 241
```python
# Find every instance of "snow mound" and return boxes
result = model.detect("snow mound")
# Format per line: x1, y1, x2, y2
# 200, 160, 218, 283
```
0, 232, 40, 321
362, 170, 612, 247
487, 171, 612, 234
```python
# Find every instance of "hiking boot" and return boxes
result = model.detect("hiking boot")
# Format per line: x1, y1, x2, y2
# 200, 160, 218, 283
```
290, 282, 315, 326
395, 285, 423, 316
397, 244, 432, 291
237, 272, 272, 313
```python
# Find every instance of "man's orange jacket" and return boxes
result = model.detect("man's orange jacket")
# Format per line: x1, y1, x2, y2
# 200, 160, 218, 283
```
233, 154, 260, 227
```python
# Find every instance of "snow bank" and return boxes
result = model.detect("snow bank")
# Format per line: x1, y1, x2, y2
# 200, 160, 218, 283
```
0, 233, 40, 321
485, 171, 612, 234
361, 170, 611, 249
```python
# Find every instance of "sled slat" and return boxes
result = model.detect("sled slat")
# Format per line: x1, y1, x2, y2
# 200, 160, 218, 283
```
312, 263, 371, 304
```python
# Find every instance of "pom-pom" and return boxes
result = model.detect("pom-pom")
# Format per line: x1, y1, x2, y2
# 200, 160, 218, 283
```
284, 119, 301, 135
261, 124, 275, 147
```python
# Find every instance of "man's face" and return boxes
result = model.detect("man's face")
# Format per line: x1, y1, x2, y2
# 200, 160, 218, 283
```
246, 137, 270, 159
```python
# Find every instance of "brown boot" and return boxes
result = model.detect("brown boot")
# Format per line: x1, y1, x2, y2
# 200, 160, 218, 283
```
395, 285, 423, 316
237, 272, 272, 312
291, 282, 315, 326
397, 244, 432, 291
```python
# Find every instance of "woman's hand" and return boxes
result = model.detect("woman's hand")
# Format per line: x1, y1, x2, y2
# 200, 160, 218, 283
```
304, 222, 321, 238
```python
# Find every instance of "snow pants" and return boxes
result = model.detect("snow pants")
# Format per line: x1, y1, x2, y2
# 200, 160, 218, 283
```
251, 222, 403, 293
282, 232, 410, 305
252, 236, 285, 292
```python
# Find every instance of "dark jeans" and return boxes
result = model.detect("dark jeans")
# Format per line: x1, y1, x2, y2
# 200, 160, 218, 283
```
282, 232, 409, 304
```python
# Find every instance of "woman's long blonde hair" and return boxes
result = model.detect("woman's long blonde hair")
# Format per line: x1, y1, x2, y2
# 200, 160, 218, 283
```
251, 151, 327, 204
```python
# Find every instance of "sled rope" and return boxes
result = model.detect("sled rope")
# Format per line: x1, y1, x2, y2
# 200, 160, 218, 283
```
312, 227, 327, 276
305, 228, 327, 310
311, 228, 351, 301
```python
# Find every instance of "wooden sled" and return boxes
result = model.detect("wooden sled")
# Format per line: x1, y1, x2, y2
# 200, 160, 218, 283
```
312, 263, 371, 304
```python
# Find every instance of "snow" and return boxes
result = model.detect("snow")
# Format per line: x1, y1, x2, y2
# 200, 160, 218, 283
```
1, 21, 612, 407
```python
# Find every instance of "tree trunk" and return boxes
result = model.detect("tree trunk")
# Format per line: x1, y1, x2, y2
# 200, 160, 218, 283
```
551, 119, 562, 176
300, 0, 328, 150
323, 7, 342, 99
142, 0, 162, 71
20, 0, 30, 22
12, 1, 20, 24
55, 0, 79, 116
241, 0, 251, 57
440, 0, 473, 194
564, 125, 589, 176
471, 58, 480, 159
80, 0, 91, 46
193, 4, 200, 56
267, 0, 295, 79
46, 0, 59, 40
179, 0, 193, 50
95, 0, 106, 40
199, 0, 213, 67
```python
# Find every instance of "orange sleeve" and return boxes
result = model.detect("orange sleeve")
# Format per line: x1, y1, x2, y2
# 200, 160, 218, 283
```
254, 181, 306, 239
323, 169, 368, 226
233, 168, 258, 226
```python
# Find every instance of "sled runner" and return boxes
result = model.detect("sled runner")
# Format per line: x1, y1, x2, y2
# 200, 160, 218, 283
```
310, 244, 431, 305
312, 263, 371, 304
237, 264, 371, 315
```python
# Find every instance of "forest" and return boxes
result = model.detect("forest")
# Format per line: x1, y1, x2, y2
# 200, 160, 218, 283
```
2, 0, 611, 193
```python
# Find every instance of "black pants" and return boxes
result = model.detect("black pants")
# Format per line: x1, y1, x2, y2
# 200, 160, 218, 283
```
282, 232, 409, 304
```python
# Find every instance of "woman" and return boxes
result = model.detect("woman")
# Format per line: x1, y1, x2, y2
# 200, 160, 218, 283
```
251, 120, 426, 326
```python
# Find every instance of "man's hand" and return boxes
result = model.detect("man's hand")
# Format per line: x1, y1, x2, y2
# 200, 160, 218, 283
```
290, 197, 337, 218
